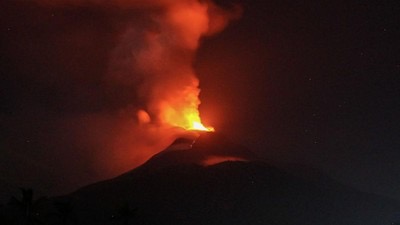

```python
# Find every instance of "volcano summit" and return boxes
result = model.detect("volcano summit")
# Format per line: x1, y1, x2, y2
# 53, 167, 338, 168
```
3, 132, 398, 225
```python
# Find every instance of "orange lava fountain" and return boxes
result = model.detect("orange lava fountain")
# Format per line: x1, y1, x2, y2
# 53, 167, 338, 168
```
157, 93, 215, 132
127, 0, 241, 133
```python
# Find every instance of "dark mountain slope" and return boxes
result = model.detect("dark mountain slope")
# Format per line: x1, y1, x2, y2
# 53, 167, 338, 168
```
3, 132, 398, 224
61, 133, 400, 225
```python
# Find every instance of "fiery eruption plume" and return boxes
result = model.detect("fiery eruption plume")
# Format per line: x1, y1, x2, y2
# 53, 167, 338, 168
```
128, 1, 240, 132
36, 0, 240, 132
25, 0, 241, 178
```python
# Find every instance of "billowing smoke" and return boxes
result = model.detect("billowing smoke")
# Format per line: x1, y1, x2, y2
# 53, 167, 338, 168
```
94, 0, 240, 174
33, 0, 241, 128
95, 0, 240, 130
1, 0, 240, 196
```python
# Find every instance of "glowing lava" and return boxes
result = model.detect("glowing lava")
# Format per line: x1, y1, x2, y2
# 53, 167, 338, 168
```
202, 156, 247, 166
129, 0, 241, 133
160, 104, 214, 132
153, 87, 214, 132
138, 101, 214, 132
190, 121, 214, 132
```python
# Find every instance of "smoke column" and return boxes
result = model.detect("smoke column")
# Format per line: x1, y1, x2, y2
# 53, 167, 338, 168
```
17, 0, 241, 190
105, 0, 241, 130
32, 0, 240, 126
100, 0, 240, 176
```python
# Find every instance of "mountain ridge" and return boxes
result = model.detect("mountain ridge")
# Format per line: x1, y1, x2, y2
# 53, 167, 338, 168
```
2, 132, 399, 224
62, 132, 400, 225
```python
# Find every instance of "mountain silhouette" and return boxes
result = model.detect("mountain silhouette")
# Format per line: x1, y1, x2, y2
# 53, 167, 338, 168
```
55, 132, 399, 225
8, 132, 399, 225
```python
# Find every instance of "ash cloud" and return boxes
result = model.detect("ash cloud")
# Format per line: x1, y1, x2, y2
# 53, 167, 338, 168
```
0, 0, 240, 196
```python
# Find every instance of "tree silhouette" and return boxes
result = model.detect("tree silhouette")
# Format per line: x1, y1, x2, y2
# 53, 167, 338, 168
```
8, 188, 46, 225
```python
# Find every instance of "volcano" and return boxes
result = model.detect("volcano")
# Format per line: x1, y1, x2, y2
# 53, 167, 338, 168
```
6, 133, 400, 225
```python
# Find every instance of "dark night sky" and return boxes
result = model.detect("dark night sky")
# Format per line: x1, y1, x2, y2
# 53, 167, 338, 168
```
1, 0, 399, 201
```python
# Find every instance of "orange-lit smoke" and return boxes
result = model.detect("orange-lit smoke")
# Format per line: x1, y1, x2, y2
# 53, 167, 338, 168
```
126, 0, 240, 131
32, 1, 240, 132
27, 0, 241, 180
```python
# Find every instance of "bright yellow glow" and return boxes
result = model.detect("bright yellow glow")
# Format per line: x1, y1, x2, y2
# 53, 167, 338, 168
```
158, 89, 215, 132
189, 121, 215, 132
163, 109, 214, 132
